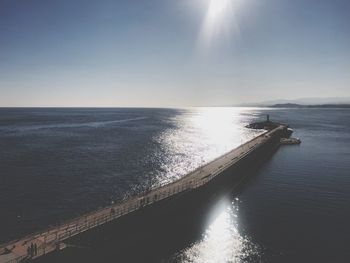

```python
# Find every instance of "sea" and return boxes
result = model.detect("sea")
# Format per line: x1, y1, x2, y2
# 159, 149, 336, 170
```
0, 107, 349, 262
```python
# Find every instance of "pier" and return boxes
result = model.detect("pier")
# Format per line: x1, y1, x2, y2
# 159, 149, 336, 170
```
0, 124, 290, 263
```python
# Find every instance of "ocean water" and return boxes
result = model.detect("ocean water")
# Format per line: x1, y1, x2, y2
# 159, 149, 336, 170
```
0, 107, 349, 262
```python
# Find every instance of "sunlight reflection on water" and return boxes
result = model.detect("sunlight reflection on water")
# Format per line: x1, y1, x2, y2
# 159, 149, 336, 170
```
170, 198, 261, 263
152, 107, 263, 187
154, 107, 264, 262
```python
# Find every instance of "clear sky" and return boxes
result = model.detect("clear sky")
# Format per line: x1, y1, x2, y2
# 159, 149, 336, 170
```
1, 0, 349, 107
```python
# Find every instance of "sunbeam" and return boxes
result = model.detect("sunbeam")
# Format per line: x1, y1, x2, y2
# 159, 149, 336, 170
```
198, 0, 243, 51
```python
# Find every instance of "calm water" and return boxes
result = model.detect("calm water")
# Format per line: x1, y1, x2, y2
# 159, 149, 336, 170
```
0, 108, 349, 262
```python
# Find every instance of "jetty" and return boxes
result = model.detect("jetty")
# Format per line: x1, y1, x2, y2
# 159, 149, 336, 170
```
0, 121, 291, 263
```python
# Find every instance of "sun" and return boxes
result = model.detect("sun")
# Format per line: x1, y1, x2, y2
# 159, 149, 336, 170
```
207, 0, 232, 20
198, 0, 241, 50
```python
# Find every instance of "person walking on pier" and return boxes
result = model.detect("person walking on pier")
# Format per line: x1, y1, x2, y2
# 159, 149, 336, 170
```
30, 243, 34, 257
34, 243, 37, 256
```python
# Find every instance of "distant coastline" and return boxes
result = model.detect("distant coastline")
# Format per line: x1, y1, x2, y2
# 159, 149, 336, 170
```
268, 103, 350, 108
229, 97, 350, 108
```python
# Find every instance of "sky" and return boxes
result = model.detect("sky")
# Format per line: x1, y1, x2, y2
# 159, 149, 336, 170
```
0, 0, 349, 107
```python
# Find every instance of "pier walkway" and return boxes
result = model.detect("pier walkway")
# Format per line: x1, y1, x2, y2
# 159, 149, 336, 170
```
0, 125, 286, 263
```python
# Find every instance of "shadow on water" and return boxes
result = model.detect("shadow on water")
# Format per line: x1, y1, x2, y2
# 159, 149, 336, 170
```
34, 144, 279, 263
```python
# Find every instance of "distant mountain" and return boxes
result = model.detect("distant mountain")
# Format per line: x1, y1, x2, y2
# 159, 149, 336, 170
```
269, 103, 301, 108
261, 97, 350, 105
269, 103, 350, 108
234, 97, 350, 107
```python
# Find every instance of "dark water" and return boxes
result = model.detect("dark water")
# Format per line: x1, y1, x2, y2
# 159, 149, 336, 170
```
0, 108, 349, 262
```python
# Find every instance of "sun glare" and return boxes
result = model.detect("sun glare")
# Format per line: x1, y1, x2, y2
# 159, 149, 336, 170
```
198, 0, 242, 51
207, 0, 231, 20
178, 199, 260, 262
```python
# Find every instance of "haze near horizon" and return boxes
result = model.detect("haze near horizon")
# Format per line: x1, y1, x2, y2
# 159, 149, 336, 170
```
1, 0, 349, 107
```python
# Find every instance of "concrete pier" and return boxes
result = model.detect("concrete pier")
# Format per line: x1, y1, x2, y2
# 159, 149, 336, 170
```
0, 124, 290, 263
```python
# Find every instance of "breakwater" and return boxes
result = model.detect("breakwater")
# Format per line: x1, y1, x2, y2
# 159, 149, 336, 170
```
0, 124, 291, 263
